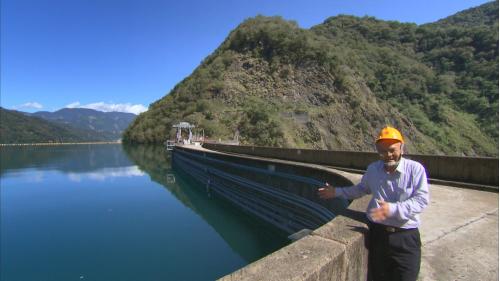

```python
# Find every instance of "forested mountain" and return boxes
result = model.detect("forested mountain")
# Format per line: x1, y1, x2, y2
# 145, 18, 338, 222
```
124, 1, 498, 156
32, 108, 136, 140
0, 108, 106, 143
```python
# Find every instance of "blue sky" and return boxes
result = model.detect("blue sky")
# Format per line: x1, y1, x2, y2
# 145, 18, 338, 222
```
1, 0, 492, 114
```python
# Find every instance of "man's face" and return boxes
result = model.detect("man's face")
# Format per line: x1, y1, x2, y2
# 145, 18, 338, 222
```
376, 139, 403, 167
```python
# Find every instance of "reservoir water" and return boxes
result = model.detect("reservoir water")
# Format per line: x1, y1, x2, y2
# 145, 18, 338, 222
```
0, 144, 289, 281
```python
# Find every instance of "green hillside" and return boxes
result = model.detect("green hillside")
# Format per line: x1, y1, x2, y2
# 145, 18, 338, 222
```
0, 108, 107, 144
124, 1, 498, 156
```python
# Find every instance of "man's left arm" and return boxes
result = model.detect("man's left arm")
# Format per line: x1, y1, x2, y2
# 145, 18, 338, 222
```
388, 165, 429, 221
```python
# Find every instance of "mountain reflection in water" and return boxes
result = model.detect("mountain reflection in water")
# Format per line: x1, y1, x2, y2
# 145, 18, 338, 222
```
0, 144, 289, 281
122, 144, 290, 262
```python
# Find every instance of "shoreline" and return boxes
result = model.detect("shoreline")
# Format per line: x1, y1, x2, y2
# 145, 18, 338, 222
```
0, 141, 121, 146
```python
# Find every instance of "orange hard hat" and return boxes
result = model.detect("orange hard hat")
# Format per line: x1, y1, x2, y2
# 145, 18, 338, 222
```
376, 126, 404, 143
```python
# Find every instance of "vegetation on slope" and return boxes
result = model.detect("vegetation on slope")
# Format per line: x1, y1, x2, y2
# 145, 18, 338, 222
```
0, 108, 108, 143
124, 1, 498, 156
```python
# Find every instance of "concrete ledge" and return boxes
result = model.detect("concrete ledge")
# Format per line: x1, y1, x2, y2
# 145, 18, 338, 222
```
203, 144, 498, 188
219, 235, 347, 281
325, 166, 498, 192
312, 197, 370, 281
218, 195, 370, 281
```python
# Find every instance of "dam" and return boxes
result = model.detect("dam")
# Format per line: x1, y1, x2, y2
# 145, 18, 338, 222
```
172, 146, 349, 235
174, 143, 498, 281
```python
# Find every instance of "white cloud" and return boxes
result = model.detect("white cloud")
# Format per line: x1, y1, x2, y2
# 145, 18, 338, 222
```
64, 101, 147, 115
65, 101, 81, 108
16, 102, 43, 110
26, 171, 44, 183
67, 174, 82, 182
67, 166, 145, 182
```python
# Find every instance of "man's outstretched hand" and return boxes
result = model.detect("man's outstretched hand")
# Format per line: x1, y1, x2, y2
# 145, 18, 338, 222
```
317, 182, 335, 199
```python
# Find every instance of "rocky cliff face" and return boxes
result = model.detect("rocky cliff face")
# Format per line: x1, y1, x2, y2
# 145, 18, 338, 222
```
124, 2, 498, 156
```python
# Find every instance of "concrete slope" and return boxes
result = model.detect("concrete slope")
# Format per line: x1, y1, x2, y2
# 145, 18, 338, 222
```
419, 184, 498, 281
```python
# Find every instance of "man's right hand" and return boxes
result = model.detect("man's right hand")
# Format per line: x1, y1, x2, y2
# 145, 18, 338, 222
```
317, 182, 335, 199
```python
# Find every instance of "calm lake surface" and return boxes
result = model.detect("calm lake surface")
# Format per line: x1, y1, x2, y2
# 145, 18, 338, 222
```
0, 144, 289, 281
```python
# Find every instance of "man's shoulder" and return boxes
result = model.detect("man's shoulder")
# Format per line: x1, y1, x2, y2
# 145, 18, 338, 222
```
367, 160, 382, 171
402, 157, 426, 172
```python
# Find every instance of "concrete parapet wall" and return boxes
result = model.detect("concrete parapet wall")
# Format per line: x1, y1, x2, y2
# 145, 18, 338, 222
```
203, 144, 499, 187
219, 194, 370, 281
406, 154, 498, 187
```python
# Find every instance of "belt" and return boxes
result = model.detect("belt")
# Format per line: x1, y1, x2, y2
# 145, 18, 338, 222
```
369, 222, 416, 233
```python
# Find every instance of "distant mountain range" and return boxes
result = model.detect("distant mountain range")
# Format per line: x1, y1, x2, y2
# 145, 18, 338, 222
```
31, 108, 136, 140
0, 107, 137, 144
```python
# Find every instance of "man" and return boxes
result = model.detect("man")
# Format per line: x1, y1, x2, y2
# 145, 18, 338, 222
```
318, 126, 429, 281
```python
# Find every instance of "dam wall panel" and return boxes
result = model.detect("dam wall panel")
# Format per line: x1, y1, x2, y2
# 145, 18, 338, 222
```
174, 145, 370, 281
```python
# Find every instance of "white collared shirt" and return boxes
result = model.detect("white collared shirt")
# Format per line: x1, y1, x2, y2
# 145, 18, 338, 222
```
336, 157, 430, 228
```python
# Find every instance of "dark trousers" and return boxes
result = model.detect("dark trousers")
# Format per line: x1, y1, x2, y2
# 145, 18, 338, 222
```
368, 222, 421, 281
